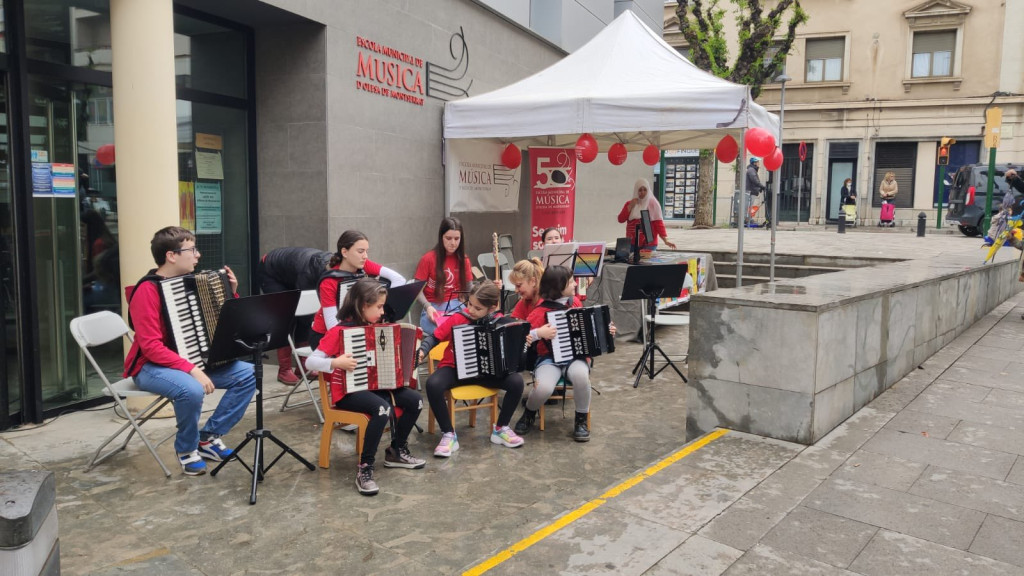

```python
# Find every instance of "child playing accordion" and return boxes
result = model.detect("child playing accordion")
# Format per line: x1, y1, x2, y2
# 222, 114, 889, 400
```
305, 278, 424, 496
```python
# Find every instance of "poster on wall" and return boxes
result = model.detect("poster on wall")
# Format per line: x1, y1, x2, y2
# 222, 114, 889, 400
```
51, 164, 76, 198
179, 181, 196, 231
445, 138, 521, 212
663, 150, 701, 220
195, 150, 224, 180
32, 163, 52, 197
529, 147, 576, 250
195, 181, 222, 234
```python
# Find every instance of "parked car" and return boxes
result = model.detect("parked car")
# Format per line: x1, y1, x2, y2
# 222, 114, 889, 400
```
946, 163, 1022, 236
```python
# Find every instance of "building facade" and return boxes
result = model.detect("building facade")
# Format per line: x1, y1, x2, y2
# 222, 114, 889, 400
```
2, 0, 667, 428
663, 0, 1024, 226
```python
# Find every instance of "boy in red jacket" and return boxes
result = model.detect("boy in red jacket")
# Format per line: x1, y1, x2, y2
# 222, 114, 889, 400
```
125, 227, 256, 476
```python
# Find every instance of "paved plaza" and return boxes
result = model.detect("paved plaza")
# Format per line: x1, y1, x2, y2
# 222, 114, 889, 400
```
3, 228, 1024, 575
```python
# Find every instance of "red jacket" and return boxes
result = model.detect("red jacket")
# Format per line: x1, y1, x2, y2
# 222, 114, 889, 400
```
526, 297, 582, 359
510, 297, 538, 321
124, 278, 195, 377
618, 202, 667, 247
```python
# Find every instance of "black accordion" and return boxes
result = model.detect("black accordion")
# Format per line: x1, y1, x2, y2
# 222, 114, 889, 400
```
453, 319, 530, 380
160, 269, 231, 370
546, 305, 615, 363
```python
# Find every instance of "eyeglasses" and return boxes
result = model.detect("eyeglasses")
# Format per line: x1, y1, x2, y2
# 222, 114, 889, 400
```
173, 246, 200, 256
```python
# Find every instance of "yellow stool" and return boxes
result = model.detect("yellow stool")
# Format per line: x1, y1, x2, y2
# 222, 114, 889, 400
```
426, 342, 500, 433
317, 374, 369, 469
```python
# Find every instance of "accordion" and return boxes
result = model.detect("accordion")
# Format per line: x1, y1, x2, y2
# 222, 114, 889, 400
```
328, 324, 405, 404
546, 305, 615, 363
453, 320, 530, 380
160, 269, 231, 370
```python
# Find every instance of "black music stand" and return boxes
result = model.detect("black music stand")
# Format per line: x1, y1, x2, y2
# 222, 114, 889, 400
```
633, 209, 655, 265
383, 280, 426, 323
209, 290, 315, 504
620, 263, 688, 388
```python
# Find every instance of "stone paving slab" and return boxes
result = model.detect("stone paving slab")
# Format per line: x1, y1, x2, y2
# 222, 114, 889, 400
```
848, 530, 1021, 576
759, 506, 878, 569
970, 515, 1024, 568
908, 466, 1024, 522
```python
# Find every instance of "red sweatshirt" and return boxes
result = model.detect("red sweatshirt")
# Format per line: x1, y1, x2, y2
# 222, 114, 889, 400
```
310, 260, 383, 335
617, 202, 667, 247
526, 296, 582, 359
510, 297, 539, 321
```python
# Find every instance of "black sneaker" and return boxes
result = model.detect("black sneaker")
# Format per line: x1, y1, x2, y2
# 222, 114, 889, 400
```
356, 464, 379, 496
514, 409, 537, 435
384, 445, 426, 469
573, 412, 590, 443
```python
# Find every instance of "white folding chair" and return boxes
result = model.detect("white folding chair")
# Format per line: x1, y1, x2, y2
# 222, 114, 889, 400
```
280, 289, 325, 423
70, 311, 173, 477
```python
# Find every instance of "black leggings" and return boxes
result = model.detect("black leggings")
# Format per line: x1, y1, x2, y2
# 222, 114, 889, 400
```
425, 366, 523, 433
333, 388, 422, 466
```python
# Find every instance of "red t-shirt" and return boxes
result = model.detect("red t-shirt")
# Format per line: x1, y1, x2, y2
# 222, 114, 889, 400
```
310, 260, 383, 335
414, 251, 472, 303
617, 202, 668, 247
124, 278, 196, 377
526, 297, 582, 359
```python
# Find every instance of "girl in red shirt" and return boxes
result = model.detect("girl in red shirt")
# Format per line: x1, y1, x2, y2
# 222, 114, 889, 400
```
424, 281, 525, 457
516, 266, 615, 441
414, 217, 472, 336
309, 230, 405, 351
305, 279, 425, 496
508, 257, 544, 321
617, 178, 677, 250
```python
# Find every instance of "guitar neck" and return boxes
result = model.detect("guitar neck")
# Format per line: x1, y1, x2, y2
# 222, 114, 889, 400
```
492, 233, 500, 282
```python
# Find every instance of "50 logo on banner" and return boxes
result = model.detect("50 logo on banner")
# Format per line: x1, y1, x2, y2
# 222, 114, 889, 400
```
530, 147, 576, 249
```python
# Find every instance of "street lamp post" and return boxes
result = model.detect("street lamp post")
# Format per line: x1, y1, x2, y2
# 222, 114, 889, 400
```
769, 73, 791, 283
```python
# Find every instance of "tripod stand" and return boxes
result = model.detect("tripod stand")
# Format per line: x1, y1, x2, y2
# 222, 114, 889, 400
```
630, 289, 687, 388
619, 263, 688, 389
208, 291, 315, 504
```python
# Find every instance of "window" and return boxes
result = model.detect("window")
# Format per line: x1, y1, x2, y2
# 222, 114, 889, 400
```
805, 38, 843, 82
764, 42, 787, 77
911, 30, 954, 77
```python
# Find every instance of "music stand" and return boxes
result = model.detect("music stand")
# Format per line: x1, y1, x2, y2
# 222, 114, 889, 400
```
384, 280, 426, 323
541, 242, 578, 271
633, 209, 655, 265
209, 290, 316, 504
620, 263, 688, 388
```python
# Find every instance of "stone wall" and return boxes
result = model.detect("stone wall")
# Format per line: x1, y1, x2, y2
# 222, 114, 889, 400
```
686, 255, 1022, 444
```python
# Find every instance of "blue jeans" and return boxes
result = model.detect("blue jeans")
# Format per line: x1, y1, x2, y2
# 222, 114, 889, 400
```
419, 298, 464, 335
135, 361, 257, 455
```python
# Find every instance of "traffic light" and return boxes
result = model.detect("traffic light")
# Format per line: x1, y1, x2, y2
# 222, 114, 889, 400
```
937, 137, 956, 165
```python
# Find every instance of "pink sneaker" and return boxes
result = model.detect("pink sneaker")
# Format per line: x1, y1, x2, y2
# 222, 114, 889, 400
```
490, 426, 524, 448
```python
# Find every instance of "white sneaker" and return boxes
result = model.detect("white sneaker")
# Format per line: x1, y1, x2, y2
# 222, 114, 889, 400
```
434, 432, 459, 457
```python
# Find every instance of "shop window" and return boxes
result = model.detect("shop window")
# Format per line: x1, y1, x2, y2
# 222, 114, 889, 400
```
872, 142, 917, 209
805, 37, 843, 83
25, 2, 112, 70
911, 30, 954, 77
173, 13, 246, 99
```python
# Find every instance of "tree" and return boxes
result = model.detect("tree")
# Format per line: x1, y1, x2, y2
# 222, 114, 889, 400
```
674, 0, 807, 227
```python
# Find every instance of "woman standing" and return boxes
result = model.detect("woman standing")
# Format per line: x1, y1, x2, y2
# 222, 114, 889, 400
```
879, 172, 898, 203
617, 178, 676, 250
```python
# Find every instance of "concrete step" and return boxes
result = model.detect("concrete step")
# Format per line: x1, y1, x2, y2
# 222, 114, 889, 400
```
715, 262, 844, 279
715, 274, 771, 289
705, 250, 896, 269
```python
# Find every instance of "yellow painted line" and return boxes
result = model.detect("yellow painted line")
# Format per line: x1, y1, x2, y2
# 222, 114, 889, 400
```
462, 428, 730, 576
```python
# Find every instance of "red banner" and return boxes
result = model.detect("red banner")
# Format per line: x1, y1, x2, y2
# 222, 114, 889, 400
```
529, 147, 576, 250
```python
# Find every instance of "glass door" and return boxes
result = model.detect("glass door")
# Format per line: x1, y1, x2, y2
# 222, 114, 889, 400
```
29, 77, 118, 412
0, 75, 21, 428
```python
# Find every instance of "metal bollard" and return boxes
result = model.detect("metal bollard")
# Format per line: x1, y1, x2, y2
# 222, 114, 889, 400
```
838, 212, 846, 234
917, 212, 926, 237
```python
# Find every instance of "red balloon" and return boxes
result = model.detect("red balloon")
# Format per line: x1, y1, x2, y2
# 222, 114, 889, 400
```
763, 147, 784, 171
642, 145, 660, 166
715, 135, 739, 163
96, 144, 115, 166
575, 134, 598, 163
501, 143, 521, 169
608, 143, 628, 165
745, 127, 776, 158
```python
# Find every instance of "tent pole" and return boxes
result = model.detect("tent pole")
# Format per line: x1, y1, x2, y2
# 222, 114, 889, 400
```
736, 129, 746, 287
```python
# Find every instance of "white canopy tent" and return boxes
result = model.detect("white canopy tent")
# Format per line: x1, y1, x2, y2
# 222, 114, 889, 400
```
443, 10, 779, 150
443, 10, 781, 285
